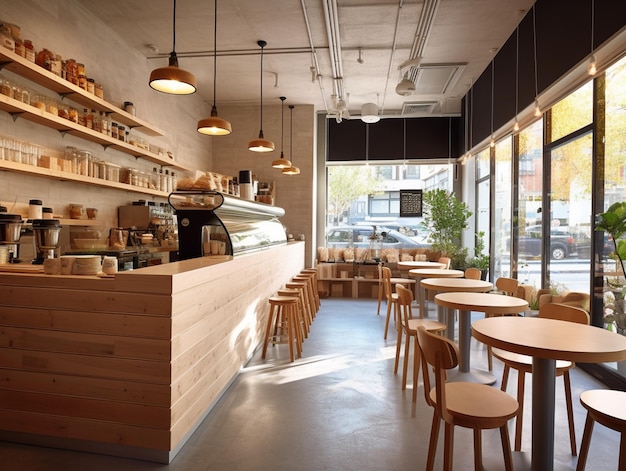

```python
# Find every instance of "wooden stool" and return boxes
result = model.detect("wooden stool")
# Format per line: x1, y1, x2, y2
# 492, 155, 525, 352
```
262, 296, 301, 362
292, 275, 317, 320
295, 272, 319, 315
301, 268, 321, 311
277, 288, 308, 339
576, 389, 626, 471
285, 281, 313, 331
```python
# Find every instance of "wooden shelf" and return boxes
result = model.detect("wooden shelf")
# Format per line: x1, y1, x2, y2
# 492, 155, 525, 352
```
0, 48, 164, 136
0, 159, 169, 197
0, 93, 190, 172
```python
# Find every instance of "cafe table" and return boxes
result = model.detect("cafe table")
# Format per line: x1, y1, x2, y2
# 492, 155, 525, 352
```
409, 268, 464, 318
472, 316, 626, 471
421, 277, 493, 333
434, 292, 528, 385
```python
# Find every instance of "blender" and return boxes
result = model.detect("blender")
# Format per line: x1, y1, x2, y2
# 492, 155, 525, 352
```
32, 219, 62, 264
0, 213, 24, 263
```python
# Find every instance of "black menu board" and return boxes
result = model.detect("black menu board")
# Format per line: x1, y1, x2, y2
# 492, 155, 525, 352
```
399, 189, 422, 217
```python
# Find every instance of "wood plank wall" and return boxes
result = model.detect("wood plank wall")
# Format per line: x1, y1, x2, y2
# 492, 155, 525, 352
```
0, 242, 305, 462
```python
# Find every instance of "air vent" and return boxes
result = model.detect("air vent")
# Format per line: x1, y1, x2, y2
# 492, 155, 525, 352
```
401, 101, 438, 115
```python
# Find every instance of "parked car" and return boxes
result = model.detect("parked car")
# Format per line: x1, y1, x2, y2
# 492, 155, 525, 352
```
517, 226, 577, 260
326, 225, 429, 250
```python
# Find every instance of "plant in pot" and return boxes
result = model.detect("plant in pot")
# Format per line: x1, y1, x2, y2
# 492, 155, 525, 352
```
595, 201, 626, 335
466, 231, 490, 279
422, 189, 471, 269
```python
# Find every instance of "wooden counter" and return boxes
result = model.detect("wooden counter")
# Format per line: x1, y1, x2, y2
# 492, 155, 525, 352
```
0, 242, 305, 463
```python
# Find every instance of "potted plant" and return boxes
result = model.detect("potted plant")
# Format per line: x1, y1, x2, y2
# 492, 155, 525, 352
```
466, 231, 490, 279
596, 201, 626, 337
422, 189, 472, 269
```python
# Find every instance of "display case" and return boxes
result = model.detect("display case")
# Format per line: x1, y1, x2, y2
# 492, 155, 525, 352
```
168, 191, 287, 260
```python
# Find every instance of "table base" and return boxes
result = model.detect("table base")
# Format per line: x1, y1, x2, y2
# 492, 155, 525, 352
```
484, 451, 575, 471
446, 367, 496, 385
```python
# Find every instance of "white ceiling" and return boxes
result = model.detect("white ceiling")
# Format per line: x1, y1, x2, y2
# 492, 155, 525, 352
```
77, 0, 536, 118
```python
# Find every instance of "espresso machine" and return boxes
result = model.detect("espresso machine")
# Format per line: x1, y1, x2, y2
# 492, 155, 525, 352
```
0, 213, 24, 263
168, 191, 232, 260
32, 219, 62, 264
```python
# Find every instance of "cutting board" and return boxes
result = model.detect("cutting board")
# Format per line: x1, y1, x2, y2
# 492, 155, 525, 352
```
0, 264, 44, 273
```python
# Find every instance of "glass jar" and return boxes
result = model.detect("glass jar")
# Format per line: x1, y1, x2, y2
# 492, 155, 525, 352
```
94, 83, 103, 99
23, 40, 35, 62
86, 78, 95, 94
123, 101, 136, 116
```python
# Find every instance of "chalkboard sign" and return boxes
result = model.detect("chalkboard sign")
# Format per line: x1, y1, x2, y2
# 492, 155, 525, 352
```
400, 189, 423, 217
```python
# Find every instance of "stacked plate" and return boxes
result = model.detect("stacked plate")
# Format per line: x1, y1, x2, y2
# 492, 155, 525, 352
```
72, 255, 101, 275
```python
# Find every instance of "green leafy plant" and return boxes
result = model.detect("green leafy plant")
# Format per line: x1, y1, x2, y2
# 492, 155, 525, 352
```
422, 189, 471, 269
595, 202, 626, 334
466, 231, 490, 271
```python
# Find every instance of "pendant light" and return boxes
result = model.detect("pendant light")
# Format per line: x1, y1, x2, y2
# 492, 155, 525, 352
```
249, 40, 275, 152
532, 7, 541, 117
489, 48, 496, 148
197, 0, 232, 135
149, 0, 197, 95
587, 0, 597, 75
513, 10, 522, 132
283, 105, 300, 175
272, 97, 292, 168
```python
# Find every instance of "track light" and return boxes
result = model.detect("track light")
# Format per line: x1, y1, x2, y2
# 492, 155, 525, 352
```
361, 103, 380, 123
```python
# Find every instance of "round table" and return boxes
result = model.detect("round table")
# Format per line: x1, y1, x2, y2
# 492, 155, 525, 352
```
397, 260, 445, 270
434, 292, 528, 385
472, 316, 626, 471
409, 268, 464, 318
421, 277, 493, 336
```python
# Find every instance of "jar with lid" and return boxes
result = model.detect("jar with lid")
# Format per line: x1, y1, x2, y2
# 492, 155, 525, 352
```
23, 39, 35, 62
94, 83, 104, 99
50, 55, 62, 77
42, 207, 53, 219
118, 125, 126, 142
0, 24, 15, 51
69, 204, 84, 220
86, 78, 95, 94
28, 199, 43, 220
123, 101, 136, 116
111, 122, 118, 140
14, 38, 25, 57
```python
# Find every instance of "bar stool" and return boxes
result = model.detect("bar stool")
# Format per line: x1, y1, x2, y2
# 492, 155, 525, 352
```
576, 389, 626, 471
285, 281, 313, 332
295, 271, 319, 315
301, 268, 321, 311
277, 288, 308, 340
292, 275, 317, 320
262, 295, 301, 362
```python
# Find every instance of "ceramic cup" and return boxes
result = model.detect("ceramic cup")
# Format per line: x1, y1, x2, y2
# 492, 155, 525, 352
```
43, 257, 61, 275
101, 256, 118, 275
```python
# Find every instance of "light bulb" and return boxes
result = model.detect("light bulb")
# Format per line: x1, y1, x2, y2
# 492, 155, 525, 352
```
490, 136, 495, 148
513, 120, 520, 132
534, 99, 541, 117
587, 55, 597, 75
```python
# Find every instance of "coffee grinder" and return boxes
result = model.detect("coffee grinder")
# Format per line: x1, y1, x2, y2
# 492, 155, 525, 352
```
168, 190, 232, 260
32, 219, 62, 264
0, 213, 24, 263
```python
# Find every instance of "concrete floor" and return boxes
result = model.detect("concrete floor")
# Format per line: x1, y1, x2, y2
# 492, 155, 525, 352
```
1, 297, 622, 470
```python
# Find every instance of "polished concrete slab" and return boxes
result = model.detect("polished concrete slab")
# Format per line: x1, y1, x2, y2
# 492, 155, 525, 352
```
1, 298, 622, 470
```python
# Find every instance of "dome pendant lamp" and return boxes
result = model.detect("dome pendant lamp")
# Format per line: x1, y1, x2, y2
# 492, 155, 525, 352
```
283, 105, 300, 175
272, 97, 292, 168
197, 0, 232, 135
248, 40, 275, 152
149, 0, 197, 95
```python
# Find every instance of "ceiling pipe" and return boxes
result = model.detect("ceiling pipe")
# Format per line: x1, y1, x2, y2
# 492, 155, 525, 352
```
299, 0, 328, 111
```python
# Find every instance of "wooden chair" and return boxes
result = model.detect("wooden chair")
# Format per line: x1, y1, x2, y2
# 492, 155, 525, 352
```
437, 256, 451, 269
576, 389, 626, 471
486, 277, 520, 370
417, 326, 518, 470
395, 284, 446, 404
464, 267, 481, 280
382, 266, 400, 340
376, 262, 415, 315
492, 302, 590, 455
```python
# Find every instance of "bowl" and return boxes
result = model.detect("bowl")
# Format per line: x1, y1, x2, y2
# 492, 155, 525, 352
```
73, 238, 108, 250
